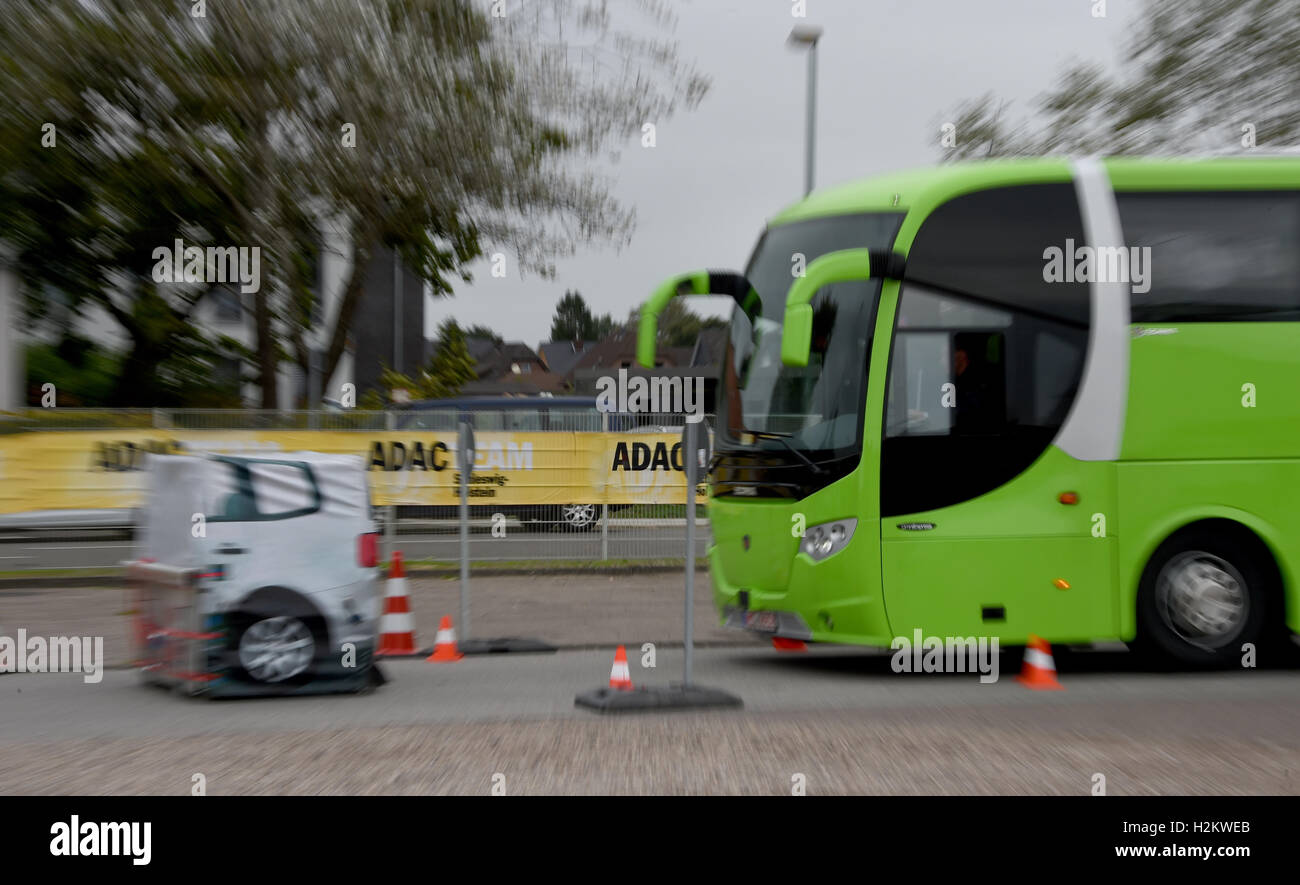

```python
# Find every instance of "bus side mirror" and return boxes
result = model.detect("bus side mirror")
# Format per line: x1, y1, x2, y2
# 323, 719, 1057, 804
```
780, 302, 815, 368
636, 271, 760, 369
637, 272, 708, 368
780, 248, 876, 368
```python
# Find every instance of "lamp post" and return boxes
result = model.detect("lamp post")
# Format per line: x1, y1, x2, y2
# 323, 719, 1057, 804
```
787, 24, 823, 197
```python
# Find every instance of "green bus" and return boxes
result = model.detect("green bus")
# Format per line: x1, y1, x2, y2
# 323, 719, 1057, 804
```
638, 156, 1300, 667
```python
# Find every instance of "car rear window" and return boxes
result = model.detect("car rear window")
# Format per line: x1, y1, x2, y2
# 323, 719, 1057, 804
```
248, 462, 316, 517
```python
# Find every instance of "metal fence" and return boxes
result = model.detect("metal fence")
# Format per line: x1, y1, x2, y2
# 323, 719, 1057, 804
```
0, 407, 712, 571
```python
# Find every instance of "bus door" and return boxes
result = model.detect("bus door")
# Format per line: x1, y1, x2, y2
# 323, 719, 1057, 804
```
877, 182, 1119, 644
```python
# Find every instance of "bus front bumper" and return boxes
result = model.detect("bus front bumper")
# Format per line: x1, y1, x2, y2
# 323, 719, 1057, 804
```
708, 543, 894, 647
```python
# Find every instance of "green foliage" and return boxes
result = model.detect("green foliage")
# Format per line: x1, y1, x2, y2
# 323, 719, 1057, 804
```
362, 320, 478, 406
939, 0, 1300, 159
465, 325, 504, 346
657, 298, 724, 348
550, 290, 617, 342
25, 339, 120, 407
423, 319, 479, 398
0, 0, 707, 408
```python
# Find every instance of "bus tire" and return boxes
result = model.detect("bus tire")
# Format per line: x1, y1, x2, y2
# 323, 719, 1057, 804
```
1135, 525, 1277, 668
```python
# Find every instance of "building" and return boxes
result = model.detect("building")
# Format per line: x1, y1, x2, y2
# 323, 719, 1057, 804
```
436, 337, 568, 396
537, 340, 593, 378
194, 231, 423, 407
566, 327, 722, 413
15, 215, 424, 408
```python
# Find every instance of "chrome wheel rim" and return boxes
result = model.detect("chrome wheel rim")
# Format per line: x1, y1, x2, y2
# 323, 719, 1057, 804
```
563, 503, 596, 528
238, 616, 314, 682
1155, 551, 1248, 651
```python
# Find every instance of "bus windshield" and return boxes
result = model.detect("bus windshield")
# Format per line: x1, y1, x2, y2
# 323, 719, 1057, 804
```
721, 212, 903, 462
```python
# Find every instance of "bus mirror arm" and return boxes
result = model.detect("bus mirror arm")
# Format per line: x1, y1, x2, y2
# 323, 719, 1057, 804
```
636, 270, 761, 369
781, 248, 887, 368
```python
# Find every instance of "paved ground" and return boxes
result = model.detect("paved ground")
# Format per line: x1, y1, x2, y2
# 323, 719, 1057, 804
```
3, 642, 1300, 794
0, 521, 710, 570
0, 570, 738, 668
4, 575, 1300, 795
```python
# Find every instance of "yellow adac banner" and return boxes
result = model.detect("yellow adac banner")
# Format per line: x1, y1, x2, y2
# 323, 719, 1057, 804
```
0, 429, 707, 514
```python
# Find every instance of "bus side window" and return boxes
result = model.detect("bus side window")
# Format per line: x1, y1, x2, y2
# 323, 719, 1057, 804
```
1117, 190, 1300, 322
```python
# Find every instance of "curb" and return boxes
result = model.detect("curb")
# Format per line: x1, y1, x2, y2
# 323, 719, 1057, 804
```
97, 638, 761, 670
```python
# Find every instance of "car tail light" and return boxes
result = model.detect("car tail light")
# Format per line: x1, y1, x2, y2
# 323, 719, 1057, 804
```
358, 532, 379, 568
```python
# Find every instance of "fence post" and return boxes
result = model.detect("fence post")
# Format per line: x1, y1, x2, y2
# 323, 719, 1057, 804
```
600, 409, 609, 562
384, 409, 396, 563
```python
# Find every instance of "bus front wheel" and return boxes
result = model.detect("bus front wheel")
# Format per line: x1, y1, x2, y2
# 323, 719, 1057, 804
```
1136, 526, 1277, 668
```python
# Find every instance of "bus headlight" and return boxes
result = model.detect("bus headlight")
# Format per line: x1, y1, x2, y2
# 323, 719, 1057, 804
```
800, 518, 857, 561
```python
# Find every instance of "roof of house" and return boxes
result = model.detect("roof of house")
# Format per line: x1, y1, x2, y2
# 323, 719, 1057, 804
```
458, 337, 545, 380
568, 330, 694, 376
689, 327, 727, 368
538, 341, 593, 377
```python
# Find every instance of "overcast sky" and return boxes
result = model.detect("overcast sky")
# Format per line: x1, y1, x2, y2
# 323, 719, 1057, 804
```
425, 0, 1139, 348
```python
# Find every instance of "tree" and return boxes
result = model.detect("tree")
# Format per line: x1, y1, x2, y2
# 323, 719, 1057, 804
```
423, 319, 478, 399
360, 319, 477, 407
551, 290, 594, 341
938, 0, 1300, 160
551, 290, 617, 342
465, 325, 503, 346
657, 298, 725, 348
0, 0, 708, 408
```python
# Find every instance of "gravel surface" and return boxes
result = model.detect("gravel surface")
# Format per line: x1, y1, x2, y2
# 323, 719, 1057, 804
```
5, 700, 1299, 795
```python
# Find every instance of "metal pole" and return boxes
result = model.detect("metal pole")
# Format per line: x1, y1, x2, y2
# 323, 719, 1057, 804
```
804, 41, 818, 196
683, 418, 696, 687
600, 409, 609, 562
384, 410, 396, 563
308, 348, 321, 429
459, 422, 470, 639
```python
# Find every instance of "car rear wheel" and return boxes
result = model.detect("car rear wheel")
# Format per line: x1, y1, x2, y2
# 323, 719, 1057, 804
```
237, 615, 316, 682
561, 503, 598, 532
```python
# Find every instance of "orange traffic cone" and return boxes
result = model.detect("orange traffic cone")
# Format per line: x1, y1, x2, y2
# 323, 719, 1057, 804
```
608, 645, 633, 690
772, 637, 807, 652
376, 552, 419, 656
1016, 634, 1063, 690
427, 615, 464, 662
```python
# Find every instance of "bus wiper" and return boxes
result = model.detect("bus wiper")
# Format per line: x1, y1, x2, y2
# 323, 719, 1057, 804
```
745, 430, 826, 475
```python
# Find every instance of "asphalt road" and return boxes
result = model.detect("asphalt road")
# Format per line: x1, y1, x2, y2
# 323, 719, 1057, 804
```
3, 645, 1300, 794
0, 520, 710, 570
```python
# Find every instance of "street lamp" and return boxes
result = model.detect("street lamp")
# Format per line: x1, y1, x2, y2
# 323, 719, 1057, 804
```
787, 24, 823, 197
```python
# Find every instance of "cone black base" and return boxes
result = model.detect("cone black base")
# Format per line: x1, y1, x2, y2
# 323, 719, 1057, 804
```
459, 637, 556, 655
574, 684, 742, 713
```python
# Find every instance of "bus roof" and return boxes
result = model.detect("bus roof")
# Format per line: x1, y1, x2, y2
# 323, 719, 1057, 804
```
769, 155, 1300, 228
